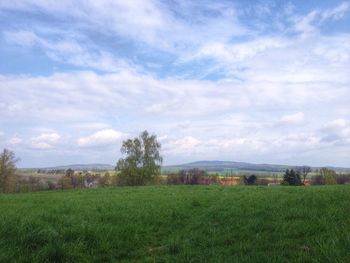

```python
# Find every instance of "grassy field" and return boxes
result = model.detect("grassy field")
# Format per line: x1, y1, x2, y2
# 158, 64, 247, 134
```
1, 186, 350, 262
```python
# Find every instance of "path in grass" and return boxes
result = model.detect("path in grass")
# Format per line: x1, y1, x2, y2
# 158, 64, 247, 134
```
1, 185, 350, 262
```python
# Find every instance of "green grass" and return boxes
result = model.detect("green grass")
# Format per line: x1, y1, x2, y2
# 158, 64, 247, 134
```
1, 186, 350, 262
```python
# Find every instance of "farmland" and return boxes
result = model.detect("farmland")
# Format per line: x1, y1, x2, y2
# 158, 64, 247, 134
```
1, 185, 350, 262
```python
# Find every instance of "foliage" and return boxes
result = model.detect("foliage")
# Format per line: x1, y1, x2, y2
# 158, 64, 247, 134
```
65, 168, 74, 177
98, 172, 111, 187
324, 175, 337, 185
335, 174, 350, 184
167, 169, 206, 185
59, 176, 73, 189
319, 168, 337, 185
282, 169, 302, 186
0, 149, 19, 193
1, 186, 350, 262
241, 174, 257, 185
116, 130, 162, 185
297, 166, 312, 184
311, 175, 324, 185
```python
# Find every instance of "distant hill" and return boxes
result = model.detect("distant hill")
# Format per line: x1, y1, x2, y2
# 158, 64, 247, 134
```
162, 160, 350, 173
21, 160, 350, 173
21, 163, 115, 172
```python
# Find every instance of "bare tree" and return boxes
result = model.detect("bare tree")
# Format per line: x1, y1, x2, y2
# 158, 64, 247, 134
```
298, 166, 312, 184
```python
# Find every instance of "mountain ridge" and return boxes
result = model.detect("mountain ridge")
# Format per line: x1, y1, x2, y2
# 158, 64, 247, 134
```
21, 160, 350, 172
163, 160, 350, 172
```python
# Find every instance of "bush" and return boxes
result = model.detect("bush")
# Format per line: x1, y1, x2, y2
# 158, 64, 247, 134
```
59, 176, 73, 189
239, 176, 246, 185
167, 169, 206, 185
311, 175, 324, 185
167, 174, 181, 185
256, 178, 273, 185
324, 174, 337, 185
335, 174, 350, 184
283, 169, 302, 186
98, 173, 111, 187
111, 173, 127, 186
17, 183, 32, 193
47, 180, 56, 190
240, 175, 257, 185
312, 168, 338, 185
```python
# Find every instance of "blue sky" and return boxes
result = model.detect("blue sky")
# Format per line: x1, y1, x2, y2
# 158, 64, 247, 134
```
0, 0, 349, 167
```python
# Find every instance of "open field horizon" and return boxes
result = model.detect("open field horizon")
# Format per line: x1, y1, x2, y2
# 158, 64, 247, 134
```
1, 1, 349, 261
17, 159, 350, 172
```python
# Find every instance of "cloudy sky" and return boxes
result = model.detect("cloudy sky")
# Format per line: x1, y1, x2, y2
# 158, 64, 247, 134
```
0, 0, 349, 168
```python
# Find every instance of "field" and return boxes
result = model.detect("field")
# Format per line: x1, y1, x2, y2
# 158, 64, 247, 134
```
1, 186, 350, 262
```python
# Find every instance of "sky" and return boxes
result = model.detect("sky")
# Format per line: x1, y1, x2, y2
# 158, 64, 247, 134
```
0, 0, 349, 168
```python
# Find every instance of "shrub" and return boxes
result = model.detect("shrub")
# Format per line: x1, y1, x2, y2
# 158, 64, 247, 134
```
167, 169, 206, 185
239, 176, 246, 185
312, 168, 338, 185
167, 174, 181, 185
71, 174, 84, 188
111, 173, 128, 186
0, 149, 19, 193
17, 183, 32, 193
311, 175, 324, 185
324, 174, 337, 185
98, 173, 111, 187
240, 175, 257, 185
47, 180, 56, 190
335, 174, 350, 184
209, 173, 220, 184
255, 178, 271, 185
59, 176, 73, 189
282, 169, 302, 186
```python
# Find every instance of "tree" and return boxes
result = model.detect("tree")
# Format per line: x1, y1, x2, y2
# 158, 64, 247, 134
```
241, 174, 257, 185
178, 168, 206, 185
320, 168, 337, 185
297, 166, 312, 184
65, 168, 74, 177
99, 172, 111, 187
116, 130, 162, 186
283, 169, 302, 186
0, 149, 19, 192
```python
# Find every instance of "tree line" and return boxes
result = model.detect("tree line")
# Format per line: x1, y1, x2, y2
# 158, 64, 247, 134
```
1, 130, 350, 193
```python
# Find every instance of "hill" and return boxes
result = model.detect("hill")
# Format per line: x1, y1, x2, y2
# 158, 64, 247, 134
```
20, 163, 115, 172
1, 186, 350, 262
163, 160, 350, 173
20, 160, 350, 173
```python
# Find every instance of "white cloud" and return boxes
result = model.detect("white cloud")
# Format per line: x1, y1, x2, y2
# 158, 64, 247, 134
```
173, 136, 201, 150
77, 129, 126, 147
192, 37, 288, 64
0, 1, 350, 167
292, 2, 350, 36
279, 112, 305, 125
321, 2, 350, 21
4, 30, 134, 72
8, 136, 22, 145
33, 132, 61, 144
0, 0, 247, 54
30, 141, 53, 150
29, 132, 61, 149
71, 122, 111, 130
321, 118, 350, 144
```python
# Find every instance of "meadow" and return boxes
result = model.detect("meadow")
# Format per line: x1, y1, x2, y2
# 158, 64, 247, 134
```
1, 185, 350, 262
